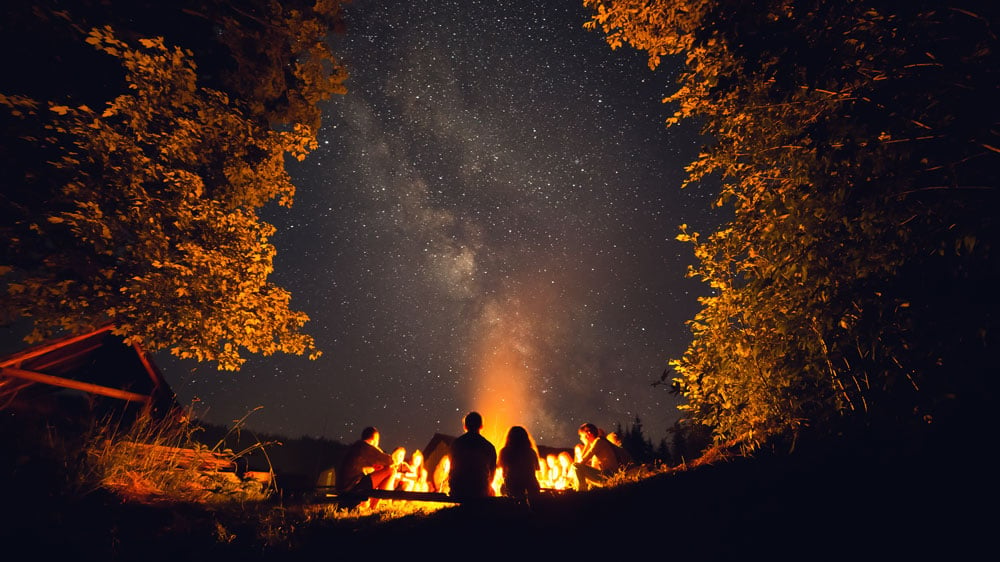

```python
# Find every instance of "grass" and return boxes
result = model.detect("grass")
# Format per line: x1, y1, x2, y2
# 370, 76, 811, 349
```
302, 497, 453, 522
77, 405, 276, 505
1, 397, 987, 561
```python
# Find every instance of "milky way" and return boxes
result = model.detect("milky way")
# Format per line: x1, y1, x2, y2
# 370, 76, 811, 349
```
159, 0, 723, 452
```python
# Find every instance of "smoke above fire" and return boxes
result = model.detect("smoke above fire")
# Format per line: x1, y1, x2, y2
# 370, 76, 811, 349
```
473, 339, 535, 449
467, 285, 566, 449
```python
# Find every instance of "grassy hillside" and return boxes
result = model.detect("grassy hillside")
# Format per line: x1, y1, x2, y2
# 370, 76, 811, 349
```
1, 395, 985, 561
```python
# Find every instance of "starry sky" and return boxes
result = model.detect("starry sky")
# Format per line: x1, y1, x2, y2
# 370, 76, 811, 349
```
156, 0, 723, 453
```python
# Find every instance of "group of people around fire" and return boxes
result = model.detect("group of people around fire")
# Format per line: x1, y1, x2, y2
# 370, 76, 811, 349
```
335, 410, 633, 508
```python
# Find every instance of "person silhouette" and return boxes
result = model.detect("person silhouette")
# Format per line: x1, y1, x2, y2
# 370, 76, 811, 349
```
498, 425, 541, 502
446, 411, 497, 501
336, 426, 403, 509
572, 422, 621, 491
605, 431, 634, 468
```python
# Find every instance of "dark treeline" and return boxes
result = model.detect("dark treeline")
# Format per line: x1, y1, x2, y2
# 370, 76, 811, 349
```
191, 420, 348, 497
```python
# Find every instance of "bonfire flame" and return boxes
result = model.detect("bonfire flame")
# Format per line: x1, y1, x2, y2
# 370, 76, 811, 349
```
385, 446, 577, 502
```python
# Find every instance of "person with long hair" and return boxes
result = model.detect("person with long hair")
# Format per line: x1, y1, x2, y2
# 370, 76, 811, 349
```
497, 425, 541, 502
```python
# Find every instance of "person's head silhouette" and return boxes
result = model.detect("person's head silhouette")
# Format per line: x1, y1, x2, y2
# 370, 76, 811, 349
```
464, 411, 483, 433
361, 426, 380, 447
504, 425, 531, 449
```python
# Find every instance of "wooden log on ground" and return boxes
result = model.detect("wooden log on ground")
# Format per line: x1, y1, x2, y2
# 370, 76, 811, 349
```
312, 486, 457, 503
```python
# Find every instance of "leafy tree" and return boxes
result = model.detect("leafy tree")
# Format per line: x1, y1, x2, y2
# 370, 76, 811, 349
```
178, 0, 349, 132
585, 0, 998, 448
1, 1, 349, 370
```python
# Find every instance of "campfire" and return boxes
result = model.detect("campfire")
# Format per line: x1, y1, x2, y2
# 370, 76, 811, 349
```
383, 443, 578, 498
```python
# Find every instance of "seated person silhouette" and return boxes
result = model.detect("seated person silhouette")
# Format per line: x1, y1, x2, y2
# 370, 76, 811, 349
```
336, 426, 402, 509
498, 425, 541, 502
447, 411, 497, 501
605, 431, 635, 468
571, 423, 621, 491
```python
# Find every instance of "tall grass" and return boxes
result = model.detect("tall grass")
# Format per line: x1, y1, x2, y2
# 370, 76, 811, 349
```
78, 403, 277, 505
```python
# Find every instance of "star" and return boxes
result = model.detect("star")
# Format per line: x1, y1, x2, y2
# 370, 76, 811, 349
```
156, 0, 720, 453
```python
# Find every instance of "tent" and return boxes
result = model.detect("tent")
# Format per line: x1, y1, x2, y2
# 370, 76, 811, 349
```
0, 323, 177, 415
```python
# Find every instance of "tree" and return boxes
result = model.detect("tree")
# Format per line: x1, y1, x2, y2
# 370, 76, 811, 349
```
615, 416, 656, 465
1, 1, 349, 370
654, 438, 673, 466
585, 0, 998, 448
666, 419, 713, 465
178, 0, 349, 132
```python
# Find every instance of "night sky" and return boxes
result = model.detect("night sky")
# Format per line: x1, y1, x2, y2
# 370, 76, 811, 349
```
154, 0, 723, 453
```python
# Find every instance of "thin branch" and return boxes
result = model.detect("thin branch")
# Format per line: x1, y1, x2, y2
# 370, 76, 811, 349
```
924, 151, 990, 172
950, 7, 997, 40
212, 405, 265, 452
897, 185, 996, 197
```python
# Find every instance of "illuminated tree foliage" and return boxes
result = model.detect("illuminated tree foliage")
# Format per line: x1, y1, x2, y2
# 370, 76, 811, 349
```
1, 1, 348, 370
585, 0, 998, 447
